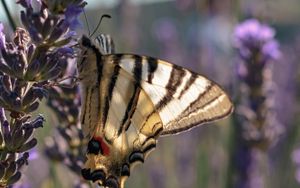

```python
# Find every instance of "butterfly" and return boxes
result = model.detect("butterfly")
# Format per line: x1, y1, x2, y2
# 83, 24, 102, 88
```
77, 34, 233, 188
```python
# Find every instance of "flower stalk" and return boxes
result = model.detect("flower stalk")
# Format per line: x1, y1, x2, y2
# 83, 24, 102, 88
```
229, 19, 282, 188
0, 0, 86, 186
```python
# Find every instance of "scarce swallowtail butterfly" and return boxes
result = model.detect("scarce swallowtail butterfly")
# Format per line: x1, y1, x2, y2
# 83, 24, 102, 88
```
77, 34, 233, 188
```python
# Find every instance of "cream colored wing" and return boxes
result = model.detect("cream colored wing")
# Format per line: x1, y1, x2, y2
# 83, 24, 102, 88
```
103, 54, 233, 135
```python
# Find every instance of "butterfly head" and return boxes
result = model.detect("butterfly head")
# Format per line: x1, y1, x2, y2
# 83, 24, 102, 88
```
77, 36, 102, 84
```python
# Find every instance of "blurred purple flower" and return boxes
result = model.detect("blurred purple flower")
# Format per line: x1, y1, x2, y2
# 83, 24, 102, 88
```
154, 19, 177, 42
152, 18, 184, 64
292, 148, 300, 184
262, 40, 280, 60
230, 18, 282, 188
234, 19, 281, 63
292, 149, 300, 165
11, 182, 32, 188
28, 148, 39, 161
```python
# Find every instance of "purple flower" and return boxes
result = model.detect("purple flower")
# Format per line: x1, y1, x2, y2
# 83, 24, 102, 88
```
0, 108, 42, 186
292, 148, 300, 184
234, 19, 281, 62
0, 1, 86, 186
230, 19, 283, 188
64, 5, 84, 30
28, 148, 39, 161
262, 40, 280, 60
0, 23, 6, 49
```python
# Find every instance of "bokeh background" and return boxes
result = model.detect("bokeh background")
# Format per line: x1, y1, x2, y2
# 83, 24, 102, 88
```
1, 0, 300, 187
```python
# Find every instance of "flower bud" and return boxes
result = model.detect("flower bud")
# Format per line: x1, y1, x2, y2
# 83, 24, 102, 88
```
14, 28, 30, 49
2, 120, 12, 147
21, 127, 34, 144
0, 59, 13, 76
47, 20, 68, 43
3, 162, 17, 180
23, 101, 39, 113
11, 130, 27, 152
17, 138, 37, 153
29, 115, 45, 128
16, 152, 29, 169
6, 171, 21, 185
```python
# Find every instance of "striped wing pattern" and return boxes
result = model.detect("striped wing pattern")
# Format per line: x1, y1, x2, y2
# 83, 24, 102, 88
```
113, 55, 233, 135
78, 36, 233, 188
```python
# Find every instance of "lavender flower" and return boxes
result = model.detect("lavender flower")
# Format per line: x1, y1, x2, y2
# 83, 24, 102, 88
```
233, 19, 282, 145
64, 5, 84, 30
234, 19, 280, 63
0, 108, 42, 186
44, 65, 91, 187
46, 77, 80, 125
0, 0, 85, 186
292, 148, 300, 184
229, 19, 282, 188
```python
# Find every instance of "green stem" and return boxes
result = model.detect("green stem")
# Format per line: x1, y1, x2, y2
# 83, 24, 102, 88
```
49, 162, 62, 188
224, 114, 238, 188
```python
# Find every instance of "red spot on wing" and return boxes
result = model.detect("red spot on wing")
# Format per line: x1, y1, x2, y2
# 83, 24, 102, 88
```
94, 136, 110, 155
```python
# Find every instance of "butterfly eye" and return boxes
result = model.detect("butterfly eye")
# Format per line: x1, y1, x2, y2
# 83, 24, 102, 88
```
87, 138, 102, 154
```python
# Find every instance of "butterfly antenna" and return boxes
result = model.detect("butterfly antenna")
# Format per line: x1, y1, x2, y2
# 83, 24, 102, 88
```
83, 9, 91, 36
89, 14, 111, 38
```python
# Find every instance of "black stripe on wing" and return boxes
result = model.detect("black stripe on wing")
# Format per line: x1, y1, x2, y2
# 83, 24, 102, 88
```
178, 73, 197, 99
146, 56, 158, 84
102, 54, 123, 130
118, 55, 143, 135
81, 87, 89, 125
95, 34, 115, 54
155, 65, 186, 110
88, 87, 94, 131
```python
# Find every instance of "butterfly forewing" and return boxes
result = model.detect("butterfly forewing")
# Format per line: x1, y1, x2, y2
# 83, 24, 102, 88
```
106, 54, 233, 135
78, 35, 233, 187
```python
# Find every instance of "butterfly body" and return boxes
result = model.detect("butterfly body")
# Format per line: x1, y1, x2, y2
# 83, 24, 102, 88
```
78, 35, 233, 188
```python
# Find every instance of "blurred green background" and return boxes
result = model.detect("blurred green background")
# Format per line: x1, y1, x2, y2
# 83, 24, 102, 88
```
2, 0, 300, 187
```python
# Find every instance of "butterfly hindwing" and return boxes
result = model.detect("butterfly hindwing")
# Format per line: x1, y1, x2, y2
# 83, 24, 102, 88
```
81, 67, 163, 187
